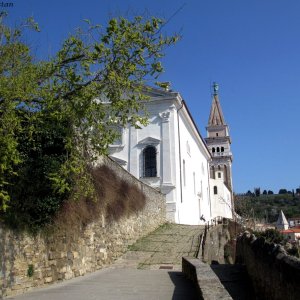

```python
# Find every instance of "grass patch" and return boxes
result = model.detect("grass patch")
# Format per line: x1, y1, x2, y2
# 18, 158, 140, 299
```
128, 236, 153, 251
128, 223, 171, 251
137, 262, 151, 269
151, 222, 173, 234
27, 264, 34, 277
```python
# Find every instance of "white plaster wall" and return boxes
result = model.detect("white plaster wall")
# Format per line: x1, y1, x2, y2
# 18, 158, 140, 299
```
108, 97, 179, 222
175, 108, 212, 225
210, 172, 233, 219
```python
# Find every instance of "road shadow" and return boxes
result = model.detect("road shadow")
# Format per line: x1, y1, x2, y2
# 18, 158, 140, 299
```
168, 271, 199, 300
210, 263, 259, 300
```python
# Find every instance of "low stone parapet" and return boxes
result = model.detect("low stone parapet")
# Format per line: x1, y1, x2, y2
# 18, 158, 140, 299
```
182, 257, 232, 300
236, 231, 300, 300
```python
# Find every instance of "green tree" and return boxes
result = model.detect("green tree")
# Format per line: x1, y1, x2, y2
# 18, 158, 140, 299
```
255, 229, 284, 244
279, 189, 288, 194
0, 13, 178, 229
0, 13, 41, 210
254, 187, 261, 197
234, 195, 253, 219
246, 190, 253, 196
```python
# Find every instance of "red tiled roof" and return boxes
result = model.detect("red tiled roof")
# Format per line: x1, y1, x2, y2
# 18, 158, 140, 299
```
281, 229, 300, 234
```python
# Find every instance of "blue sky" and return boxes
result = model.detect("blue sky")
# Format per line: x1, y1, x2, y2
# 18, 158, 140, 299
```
6, 0, 300, 193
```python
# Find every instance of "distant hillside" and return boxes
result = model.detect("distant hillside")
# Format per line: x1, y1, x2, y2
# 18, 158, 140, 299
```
234, 193, 300, 223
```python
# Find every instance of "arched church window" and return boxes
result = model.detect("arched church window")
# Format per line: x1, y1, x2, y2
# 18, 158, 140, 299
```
217, 147, 220, 152
143, 146, 157, 177
212, 147, 215, 153
221, 147, 224, 152
214, 186, 218, 195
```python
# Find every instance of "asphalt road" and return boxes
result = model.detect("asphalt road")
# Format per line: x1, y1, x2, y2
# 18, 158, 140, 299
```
7, 267, 199, 300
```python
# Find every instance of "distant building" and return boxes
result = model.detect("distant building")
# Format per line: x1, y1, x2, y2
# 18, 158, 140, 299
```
288, 217, 300, 228
280, 228, 300, 244
276, 210, 289, 230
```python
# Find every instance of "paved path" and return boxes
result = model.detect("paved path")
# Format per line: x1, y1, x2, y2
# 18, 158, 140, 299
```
7, 224, 204, 300
7, 268, 198, 300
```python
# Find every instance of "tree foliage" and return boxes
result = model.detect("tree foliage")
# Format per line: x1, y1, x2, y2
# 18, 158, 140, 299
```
254, 229, 284, 244
279, 189, 288, 194
0, 13, 178, 230
254, 187, 261, 197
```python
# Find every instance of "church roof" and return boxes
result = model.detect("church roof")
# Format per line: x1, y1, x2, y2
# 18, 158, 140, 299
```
142, 85, 212, 159
208, 94, 226, 126
276, 210, 289, 226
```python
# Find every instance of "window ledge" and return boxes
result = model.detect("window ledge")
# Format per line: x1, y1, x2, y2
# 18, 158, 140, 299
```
108, 144, 125, 149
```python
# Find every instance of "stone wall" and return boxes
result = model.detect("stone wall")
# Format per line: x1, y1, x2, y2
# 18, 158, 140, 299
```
200, 225, 230, 264
199, 219, 240, 264
0, 156, 166, 298
236, 231, 300, 300
182, 257, 232, 300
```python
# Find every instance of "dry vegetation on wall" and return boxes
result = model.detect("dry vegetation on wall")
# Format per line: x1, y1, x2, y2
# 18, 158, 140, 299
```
54, 165, 146, 230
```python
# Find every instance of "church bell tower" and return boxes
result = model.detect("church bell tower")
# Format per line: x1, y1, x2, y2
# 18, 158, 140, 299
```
205, 83, 233, 191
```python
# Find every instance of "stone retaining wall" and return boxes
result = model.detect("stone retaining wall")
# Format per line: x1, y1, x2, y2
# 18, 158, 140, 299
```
0, 156, 166, 298
236, 231, 300, 300
200, 225, 230, 264
199, 219, 240, 264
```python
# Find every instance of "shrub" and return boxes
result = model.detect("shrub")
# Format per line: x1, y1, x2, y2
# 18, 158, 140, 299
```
254, 229, 284, 244
27, 264, 34, 277
54, 165, 146, 230
92, 165, 146, 222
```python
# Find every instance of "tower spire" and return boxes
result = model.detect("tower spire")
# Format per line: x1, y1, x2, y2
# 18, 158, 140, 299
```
213, 82, 219, 96
208, 82, 226, 126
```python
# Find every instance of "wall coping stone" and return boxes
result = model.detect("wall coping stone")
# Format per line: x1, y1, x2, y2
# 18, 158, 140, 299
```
182, 257, 232, 300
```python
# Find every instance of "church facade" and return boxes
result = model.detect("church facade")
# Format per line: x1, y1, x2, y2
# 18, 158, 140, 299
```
108, 84, 234, 225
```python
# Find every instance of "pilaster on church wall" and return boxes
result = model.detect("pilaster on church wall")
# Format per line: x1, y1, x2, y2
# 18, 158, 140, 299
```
128, 125, 139, 178
158, 104, 176, 196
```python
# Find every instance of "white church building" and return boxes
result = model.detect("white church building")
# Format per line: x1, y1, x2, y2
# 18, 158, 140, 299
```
108, 83, 234, 225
